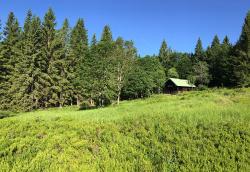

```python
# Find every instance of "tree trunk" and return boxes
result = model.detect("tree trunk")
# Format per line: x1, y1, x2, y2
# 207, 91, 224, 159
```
70, 97, 73, 106
77, 95, 80, 107
89, 98, 94, 106
59, 93, 63, 108
35, 98, 38, 109
117, 91, 121, 105
117, 69, 122, 105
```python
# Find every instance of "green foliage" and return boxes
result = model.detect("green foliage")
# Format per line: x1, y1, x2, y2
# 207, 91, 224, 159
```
158, 40, 172, 70
122, 56, 165, 99
0, 12, 21, 110
0, 89, 249, 171
167, 67, 179, 79
194, 37, 205, 61
192, 61, 210, 87
140, 56, 166, 93
176, 54, 192, 79
122, 60, 151, 99
69, 18, 88, 106
0, 8, 250, 112
112, 37, 137, 104
238, 11, 250, 57
230, 11, 250, 87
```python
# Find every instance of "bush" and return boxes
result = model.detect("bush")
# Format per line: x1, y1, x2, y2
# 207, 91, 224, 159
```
79, 101, 96, 110
197, 84, 208, 91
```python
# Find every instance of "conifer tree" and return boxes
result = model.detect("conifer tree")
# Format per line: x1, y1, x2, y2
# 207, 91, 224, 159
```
194, 38, 205, 62
192, 61, 210, 87
41, 8, 62, 107
219, 36, 232, 86
9, 10, 33, 110
84, 34, 100, 106
230, 11, 250, 86
54, 19, 72, 107
0, 20, 2, 41
176, 54, 192, 79
0, 12, 21, 109
207, 35, 222, 86
69, 18, 88, 106
10, 11, 48, 110
238, 11, 250, 57
158, 40, 172, 71
97, 25, 115, 106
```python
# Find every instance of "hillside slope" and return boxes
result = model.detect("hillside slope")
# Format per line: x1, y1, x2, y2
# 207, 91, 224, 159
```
0, 88, 250, 171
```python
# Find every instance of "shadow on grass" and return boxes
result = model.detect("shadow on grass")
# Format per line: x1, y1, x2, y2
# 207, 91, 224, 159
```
0, 111, 15, 119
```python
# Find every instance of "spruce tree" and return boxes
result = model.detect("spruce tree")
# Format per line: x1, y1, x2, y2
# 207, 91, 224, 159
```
207, 35, 222, 86
69, 18, 88, 106
10, 11, 48, 110
176, 54, 192, 79
158, 40, 171, 71
194, 38, 205, 61
59, 19, 72, 107
52, 19, 71, 107
192, 61, 210, 87
84, 34, 100, 106
39, 8, 72, 108
9, 10, 33, 110
230, 11, 250, 86
29, 16, 48, 109
0, 12, 21, 109
97, 25, 115, 106
0, 20, 2, 41
238, 11, 250, 57
219, 36, 232, 86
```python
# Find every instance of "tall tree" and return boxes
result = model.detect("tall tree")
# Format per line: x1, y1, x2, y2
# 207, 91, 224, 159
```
96, 25, 115, 106
219, 36, 232, 86
238, 11, 250, 57
192, 61, 210, 87
158, 40, 172, 71
176, 53, 192, 79
0, 12, 21, 109
56, 19, 72, 107
122, 60, 151, 99
207, 35, 222, 86
141, 56, 166, 94
0, 20, 2, 41
230, 11, 250, 86
194, 38, 205, 62
9, 10, 34, 110
69, 18, 88, 106
112, 38, 137, 104
41, 8, 66, 107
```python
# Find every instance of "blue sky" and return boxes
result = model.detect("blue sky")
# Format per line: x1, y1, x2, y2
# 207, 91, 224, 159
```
0, 0, 249, 56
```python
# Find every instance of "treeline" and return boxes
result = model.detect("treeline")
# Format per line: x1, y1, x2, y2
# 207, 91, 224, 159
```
158, 11, 250, 88
0, 9, 165, 111
0, 9, 249, 111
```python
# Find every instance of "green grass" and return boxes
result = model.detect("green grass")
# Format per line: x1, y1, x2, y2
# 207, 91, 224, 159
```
0, 88, 250, 171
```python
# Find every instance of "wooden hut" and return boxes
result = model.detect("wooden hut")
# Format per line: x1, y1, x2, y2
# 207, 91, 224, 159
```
164, 78, 196, 94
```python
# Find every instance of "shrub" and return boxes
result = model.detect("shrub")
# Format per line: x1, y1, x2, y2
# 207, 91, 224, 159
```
79, 101, 96, 110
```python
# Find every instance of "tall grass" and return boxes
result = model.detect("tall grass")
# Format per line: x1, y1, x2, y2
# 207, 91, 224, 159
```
0, 88, 249, 171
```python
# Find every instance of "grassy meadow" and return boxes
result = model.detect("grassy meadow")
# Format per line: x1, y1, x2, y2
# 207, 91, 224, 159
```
0, 88, 250, 171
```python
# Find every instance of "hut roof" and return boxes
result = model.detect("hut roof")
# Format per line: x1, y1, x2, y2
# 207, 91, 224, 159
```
168, 78, 196, 88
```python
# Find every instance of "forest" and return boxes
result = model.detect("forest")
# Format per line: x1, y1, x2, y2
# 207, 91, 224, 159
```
0, 8, 249, 112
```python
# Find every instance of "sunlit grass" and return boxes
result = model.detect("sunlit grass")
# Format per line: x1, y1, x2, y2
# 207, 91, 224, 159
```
0, 88, 249, 171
